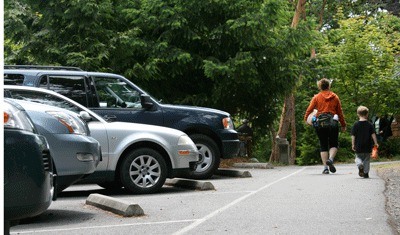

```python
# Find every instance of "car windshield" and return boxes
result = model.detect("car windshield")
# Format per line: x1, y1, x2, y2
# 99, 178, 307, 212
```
5, 89, 81, 113
93, 77, 142, 109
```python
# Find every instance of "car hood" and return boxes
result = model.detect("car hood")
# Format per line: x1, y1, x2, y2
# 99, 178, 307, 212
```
105, 121, 187, 137
160, 104, 230, 117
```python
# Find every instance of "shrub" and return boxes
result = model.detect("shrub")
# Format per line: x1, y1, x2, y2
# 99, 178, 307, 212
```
252, 135, 272, 162
297, 126, 320, 165
378, 138, 400, 158
297, 126, 353, 165
336, 133, 354, 162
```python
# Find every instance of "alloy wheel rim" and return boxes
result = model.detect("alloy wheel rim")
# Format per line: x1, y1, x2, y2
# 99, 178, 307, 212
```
195, 144, 212, 172
129, 155, 161, 188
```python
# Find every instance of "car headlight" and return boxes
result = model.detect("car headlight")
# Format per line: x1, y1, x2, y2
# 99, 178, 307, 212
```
4, 102, 35, 132
222, 117, 234, 129
177, 135, 197, 156
177, 135, 195, 146
46, 111, 88, 135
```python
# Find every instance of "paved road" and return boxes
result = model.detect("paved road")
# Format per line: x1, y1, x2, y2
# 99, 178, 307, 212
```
10, 164, 394, 235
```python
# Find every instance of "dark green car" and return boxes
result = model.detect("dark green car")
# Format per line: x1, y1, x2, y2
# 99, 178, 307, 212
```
4, 99, 55, 233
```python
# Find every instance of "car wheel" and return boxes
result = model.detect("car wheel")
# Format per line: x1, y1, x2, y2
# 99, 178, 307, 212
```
188, 134, 220, 179
119, 148, 167, 194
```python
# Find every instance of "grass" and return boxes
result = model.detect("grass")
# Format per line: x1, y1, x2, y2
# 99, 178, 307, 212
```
374, 162, 400, 169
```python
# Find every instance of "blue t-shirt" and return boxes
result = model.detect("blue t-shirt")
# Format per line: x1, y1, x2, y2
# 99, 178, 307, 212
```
351, 120, 375, 153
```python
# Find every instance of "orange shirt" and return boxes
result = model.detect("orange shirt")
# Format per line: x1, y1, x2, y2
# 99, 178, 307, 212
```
304, 90, 346, 127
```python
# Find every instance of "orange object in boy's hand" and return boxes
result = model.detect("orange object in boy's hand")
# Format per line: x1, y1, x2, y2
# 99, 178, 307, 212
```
371, 146, 379, 160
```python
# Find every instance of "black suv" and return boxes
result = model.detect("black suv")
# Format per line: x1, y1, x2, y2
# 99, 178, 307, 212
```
4, 65, 240, 179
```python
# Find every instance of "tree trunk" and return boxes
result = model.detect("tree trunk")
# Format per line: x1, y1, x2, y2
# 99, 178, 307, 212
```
311, 0, 327, 58
269, 0, 306, 164
289, 94, 297, 165
291, 0, 307, 28
268, 124, 278, 163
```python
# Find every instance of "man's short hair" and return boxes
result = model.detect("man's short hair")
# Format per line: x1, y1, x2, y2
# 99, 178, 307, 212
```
357, 106, 369, 117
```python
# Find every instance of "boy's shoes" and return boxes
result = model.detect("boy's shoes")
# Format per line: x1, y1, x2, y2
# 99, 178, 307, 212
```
358, 165, 364, 177
322, 169, 329, 174
363, 173, 369, 178
326, 159, 336, 173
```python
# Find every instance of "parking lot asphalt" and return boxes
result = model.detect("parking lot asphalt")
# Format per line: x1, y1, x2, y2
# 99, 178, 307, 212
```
85, 168, 254, 216
10, 163, 394, 235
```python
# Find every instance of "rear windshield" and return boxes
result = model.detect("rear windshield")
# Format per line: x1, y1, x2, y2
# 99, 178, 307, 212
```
4, 74, 25, 85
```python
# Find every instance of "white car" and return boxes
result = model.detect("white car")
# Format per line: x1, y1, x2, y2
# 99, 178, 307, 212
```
4, 85, 200, 194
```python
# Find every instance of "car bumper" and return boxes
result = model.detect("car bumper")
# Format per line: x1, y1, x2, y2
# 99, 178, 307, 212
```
219, 129, 240, 158
4, 129, 52, 221
168, 145, 199, 177
171, 151, 202, 177
45, 134, 101, 190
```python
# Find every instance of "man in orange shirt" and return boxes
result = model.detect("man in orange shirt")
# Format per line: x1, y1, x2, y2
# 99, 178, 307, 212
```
304, 78, 346, 174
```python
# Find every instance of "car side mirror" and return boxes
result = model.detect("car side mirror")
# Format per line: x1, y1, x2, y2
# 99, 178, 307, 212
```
79, 111, 92, 121
140, 94, 154, 110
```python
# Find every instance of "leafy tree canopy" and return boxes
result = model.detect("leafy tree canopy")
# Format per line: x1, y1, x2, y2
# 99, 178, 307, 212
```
4, 0, 319, 133
316, 10, 400, 122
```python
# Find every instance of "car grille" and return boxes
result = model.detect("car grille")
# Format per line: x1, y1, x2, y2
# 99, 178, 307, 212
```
42, 149, 52, 172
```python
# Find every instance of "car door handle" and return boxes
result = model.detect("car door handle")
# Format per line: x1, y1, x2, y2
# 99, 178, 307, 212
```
103, 115, 117, 121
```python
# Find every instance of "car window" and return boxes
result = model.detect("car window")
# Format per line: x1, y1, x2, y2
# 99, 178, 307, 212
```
4, 74, 25, 85
92, 76, 142, 109
5, 89, 81, 113
39, 75, 89, 106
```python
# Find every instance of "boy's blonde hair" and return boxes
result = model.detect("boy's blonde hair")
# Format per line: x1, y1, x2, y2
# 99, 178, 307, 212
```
357, 106, 369, 117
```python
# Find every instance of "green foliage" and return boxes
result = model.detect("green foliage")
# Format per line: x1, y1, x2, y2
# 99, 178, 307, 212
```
297, 125, 320, 166
295, 10, 400, 165
4, 0, 319, 133
336, 132, 354, 162
5, 0, 119, 68
251, 134, 272, 162
121, 0, 318, 131
5, 0, 399, 165
378, 138, 400, 158
317, 12, 400, 121
297, 125, 353, 165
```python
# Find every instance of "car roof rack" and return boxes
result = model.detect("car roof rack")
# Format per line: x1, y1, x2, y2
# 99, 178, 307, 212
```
4, 65, 83, 71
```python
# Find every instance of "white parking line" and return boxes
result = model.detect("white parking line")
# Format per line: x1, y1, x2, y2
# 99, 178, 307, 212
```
173, 167, 306, 235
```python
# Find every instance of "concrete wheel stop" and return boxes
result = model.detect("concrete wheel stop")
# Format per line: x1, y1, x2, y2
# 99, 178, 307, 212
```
232, 162, 274, 169
165, 179, 215, 190
86, 193, 144, 217
215, 169, 252, 177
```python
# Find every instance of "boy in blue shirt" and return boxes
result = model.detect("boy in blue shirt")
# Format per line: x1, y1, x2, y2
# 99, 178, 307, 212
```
351, 106, 379, 178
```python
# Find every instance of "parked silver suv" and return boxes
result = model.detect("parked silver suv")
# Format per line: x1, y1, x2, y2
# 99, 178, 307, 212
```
5, 85, 200, 194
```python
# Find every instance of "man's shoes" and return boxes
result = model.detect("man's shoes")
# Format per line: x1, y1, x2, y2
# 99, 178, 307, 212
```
363, 173, 369, 178
358, 165, 364, 177
322, 168, 329, 174
326, 159, 336, 173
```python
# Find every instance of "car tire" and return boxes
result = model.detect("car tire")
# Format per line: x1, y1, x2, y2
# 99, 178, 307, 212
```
188, 134, 220, 179
119, 148, 167, 194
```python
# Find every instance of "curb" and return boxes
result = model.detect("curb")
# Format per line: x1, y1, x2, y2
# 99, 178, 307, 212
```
215, 169, 252, 178
165, 179, 215, 190
86, 193, 144, 217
